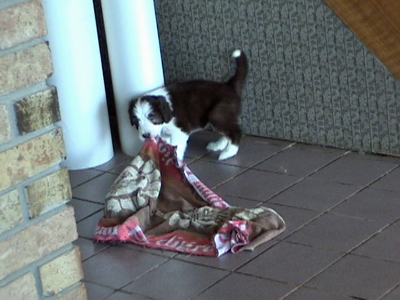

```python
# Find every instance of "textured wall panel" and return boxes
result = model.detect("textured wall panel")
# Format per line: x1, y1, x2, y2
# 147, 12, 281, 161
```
154, 0, 400, 156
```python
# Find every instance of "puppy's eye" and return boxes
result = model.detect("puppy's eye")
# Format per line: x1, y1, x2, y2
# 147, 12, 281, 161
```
148, 113, 163, 125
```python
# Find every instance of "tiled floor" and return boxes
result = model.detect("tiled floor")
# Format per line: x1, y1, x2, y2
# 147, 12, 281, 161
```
70, 130, 400, 300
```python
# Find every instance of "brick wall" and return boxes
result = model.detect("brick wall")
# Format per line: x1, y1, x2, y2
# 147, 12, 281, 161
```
0, 0, 87, 299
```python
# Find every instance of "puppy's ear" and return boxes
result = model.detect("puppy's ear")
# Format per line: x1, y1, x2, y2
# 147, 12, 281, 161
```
128, 99, 139, 128
155, 96, 173, 123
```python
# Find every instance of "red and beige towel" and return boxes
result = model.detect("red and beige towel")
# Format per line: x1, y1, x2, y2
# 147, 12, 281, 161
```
94, 137, 285, 257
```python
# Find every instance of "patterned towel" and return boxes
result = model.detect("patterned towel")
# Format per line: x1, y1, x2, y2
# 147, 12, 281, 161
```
93, 137, 285, 257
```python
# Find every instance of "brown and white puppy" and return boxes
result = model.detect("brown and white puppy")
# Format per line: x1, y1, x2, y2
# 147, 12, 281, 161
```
129, 49, 248, 161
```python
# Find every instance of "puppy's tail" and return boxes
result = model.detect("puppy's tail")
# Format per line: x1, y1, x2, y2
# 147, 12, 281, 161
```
227, 49, 248, 96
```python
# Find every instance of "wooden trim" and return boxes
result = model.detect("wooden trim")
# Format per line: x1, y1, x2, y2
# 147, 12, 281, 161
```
324, 0, 400, 79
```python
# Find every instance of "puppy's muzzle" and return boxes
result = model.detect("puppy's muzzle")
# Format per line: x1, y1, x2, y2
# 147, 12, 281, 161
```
142, 133, 151, 139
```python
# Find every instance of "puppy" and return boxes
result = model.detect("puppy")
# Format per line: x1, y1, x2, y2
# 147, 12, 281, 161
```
129, 49, 248, 161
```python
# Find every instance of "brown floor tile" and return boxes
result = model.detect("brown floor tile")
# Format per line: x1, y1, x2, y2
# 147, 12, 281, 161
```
331, 188, 400, 226
255, 145, 344, 176
94, 149, 132, 172
353, 221, 400, 263
184, 130, 221, 160
84, 282, 115, 300
305, 254, 400, 299
269, 177, 360, 212
83, 246, 169, 289
283, 287, 352, 300
309, 153, 398, 185
209, 135, 293, 168
74, 238, 110, 261
266, 204, 320, 239
123, 260, 228, 300
193, 273, 294, 300
382, 285, 400, 300
117, 243, 178, 258
238, 241, 342, 285
221, 195, 261, 207
215, 169, 299, 201
69, 169, 104, 188
369, 166, 400, 192
76, 210, 105, 239
72, 173, 118, 203
106, 291, 153, 300
71, 198, 103, 222
287, 213, 383, 252
188, 159, 245, 188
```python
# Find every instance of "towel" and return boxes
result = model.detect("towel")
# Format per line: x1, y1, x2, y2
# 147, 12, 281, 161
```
93, 137, 285, 257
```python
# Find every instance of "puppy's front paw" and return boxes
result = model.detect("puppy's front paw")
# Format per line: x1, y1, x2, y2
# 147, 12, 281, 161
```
206, 142, 220, 152
206, 137, 228, 152
218, 144, 239, 160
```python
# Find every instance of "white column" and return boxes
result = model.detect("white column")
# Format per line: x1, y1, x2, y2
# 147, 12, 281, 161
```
42, 0, 114, 170
101, 0, 165, 156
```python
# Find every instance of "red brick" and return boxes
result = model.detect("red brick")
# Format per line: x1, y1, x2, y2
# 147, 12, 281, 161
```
0, 272, 38, 300
0, 0, 47, 50
0, 206, 78, 280
0, 43, 53, 96
14, 87, 61, 135
0, 189, 23, 234
27, 169, 71, 218
40, 247, 84, 297
0, 129, 66, 192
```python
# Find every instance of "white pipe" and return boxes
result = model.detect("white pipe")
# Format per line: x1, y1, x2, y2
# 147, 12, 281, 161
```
42, 0, 114, 170
101, 0, 165, 156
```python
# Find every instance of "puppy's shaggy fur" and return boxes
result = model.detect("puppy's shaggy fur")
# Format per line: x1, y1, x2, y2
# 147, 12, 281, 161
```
129, 50, 248, 160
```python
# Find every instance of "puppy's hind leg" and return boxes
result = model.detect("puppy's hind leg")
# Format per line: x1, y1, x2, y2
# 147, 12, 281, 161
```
212, 124, 242, 160
208, 104, 242, 160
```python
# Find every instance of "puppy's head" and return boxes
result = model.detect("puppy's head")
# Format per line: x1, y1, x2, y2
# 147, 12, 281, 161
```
128, 95, 172, 140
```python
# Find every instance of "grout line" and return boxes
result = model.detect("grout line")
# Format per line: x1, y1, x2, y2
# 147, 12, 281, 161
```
379, 283, 400, 299
265, 148, 399, 208
82, 252, 173, 299
113, 256, 175, 294
70, 171, 105, 189
75, 207, 104, 225
279, 215, 400, 300
222, 154, 400, 290
232, 152, 400, 298
212, 146, 350, 204
72, 197, 105, 206
276, 161, 400, 300
265, 160, 399, 249
77, 237, 111, 263
209, 142, 298, 190
188, 272, 232, 300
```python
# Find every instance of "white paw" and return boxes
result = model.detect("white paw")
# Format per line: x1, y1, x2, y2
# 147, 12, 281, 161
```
175, 145, 186, 161
206, 142, 220, 152
206, 137, 228, 152
218, 144, 239, 160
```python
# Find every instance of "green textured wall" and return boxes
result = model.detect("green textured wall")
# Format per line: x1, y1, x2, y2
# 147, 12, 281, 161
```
154, 0, 400, 156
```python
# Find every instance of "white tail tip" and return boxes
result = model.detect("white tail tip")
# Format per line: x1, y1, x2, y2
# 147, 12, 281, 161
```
232, 49, 241, 58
